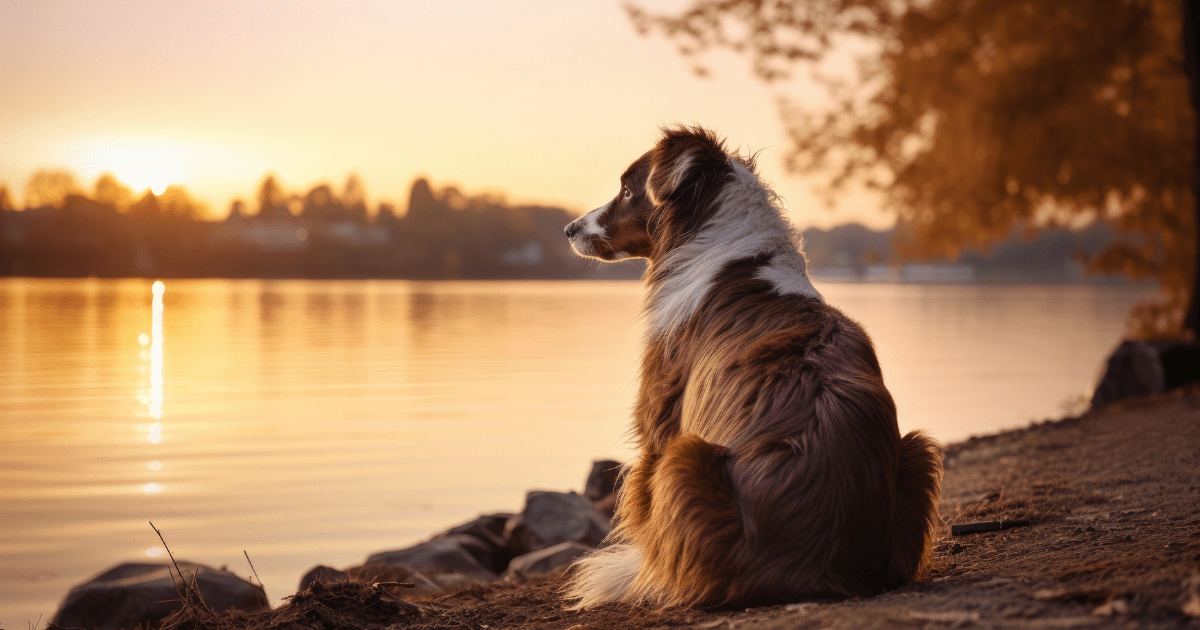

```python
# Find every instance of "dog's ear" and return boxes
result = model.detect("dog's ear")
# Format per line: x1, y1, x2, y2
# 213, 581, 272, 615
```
646, 126, 728, 207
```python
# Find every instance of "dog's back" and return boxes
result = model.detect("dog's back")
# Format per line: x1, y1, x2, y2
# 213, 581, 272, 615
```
565, 126, 942, 608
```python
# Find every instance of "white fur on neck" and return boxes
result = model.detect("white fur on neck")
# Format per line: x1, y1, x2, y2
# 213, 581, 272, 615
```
645, 161, 822, 339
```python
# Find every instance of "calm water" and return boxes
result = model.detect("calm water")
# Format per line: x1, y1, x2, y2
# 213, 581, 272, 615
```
0, 278, 1155, 624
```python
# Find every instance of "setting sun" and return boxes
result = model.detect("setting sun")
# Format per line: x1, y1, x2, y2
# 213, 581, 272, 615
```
102, 143, 186, 196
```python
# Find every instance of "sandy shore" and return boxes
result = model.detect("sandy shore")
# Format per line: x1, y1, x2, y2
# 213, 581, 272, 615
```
87, 385, 1200, 630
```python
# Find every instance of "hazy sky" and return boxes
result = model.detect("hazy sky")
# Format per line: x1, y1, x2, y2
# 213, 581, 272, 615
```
0, 0, 890, 228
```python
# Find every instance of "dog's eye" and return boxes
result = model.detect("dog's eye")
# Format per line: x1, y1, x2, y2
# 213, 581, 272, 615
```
623, 187, 632, 200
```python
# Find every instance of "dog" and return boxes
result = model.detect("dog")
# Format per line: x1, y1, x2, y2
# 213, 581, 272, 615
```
562, 126, 942, 609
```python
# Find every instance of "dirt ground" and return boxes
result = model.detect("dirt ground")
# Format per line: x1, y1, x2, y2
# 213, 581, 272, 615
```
145, 385, 1200, 630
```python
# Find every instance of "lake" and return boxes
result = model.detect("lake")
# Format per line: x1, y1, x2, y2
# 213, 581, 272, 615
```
0, 278, 1156, 624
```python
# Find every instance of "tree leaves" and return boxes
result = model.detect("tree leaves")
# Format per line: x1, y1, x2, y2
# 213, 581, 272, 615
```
631, 0, 1196, 336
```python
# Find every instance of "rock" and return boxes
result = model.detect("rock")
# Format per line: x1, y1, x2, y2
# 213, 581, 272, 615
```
1092, 597, 1130, 617
364, 535, 497, 583
502, 513, 533, 557
583, 460, 623, 502
583, 460, 623, 517
52, 561, 268, 630
426, 572, 481, 591
509, 491, 611, 554
441, 513, 512, 544
297, 565, 347, 592
435, 513, 514, 574
503, 542, 593, 582
1092, 340, 1200, 407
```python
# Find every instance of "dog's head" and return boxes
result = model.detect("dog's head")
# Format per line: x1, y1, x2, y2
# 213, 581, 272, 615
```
565, 126, 735, 262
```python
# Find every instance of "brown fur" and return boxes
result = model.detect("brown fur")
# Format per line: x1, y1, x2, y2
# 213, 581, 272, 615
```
566, 126, 942, 609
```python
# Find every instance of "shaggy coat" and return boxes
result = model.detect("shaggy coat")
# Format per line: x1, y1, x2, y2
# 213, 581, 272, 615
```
563, 126, 942, 609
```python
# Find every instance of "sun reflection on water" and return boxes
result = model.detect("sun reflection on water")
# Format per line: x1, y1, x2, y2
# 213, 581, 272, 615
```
143, 281, 166, 503
148, 281, 164, 428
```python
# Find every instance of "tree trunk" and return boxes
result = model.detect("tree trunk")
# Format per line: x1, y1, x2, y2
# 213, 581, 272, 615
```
1184, 0, 1200, 336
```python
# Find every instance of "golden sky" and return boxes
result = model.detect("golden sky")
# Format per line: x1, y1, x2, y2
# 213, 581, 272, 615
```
0, 0, 890, 229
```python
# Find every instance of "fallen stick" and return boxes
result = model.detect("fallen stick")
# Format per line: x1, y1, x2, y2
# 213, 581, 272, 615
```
951, 520, 1031, 536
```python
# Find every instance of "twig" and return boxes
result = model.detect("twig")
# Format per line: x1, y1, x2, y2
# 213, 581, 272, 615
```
243, 550, 270, 608
149, 521, 212, 612
243, 550, 263, 586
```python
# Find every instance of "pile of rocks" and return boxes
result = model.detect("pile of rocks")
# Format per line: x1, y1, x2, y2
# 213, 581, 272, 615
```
50, 460, 623, 630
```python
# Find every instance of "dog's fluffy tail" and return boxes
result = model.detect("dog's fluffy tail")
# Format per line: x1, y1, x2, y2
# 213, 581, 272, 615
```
888, 430, 943, 584
564, 542, 642, 609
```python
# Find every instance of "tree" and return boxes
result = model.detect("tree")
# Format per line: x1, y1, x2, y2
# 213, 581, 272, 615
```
128, 190, 162, 215
256, 175, 290, 220
158, 185, 205, 218
94, 173, 134, 210
343, 174, 369, 222
300, 184, 346, 222
24, 170, 81, 209
630, 0, 1197, 337
227, 199, 247, 220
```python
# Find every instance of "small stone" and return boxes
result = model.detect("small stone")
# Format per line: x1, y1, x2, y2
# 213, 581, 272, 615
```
583, 460, 623, 503
1183, 593, 1200, 617
365, 536, 497, 582
52, 561, 268, 630
298, 565, 348, 592
1093, 598, 1130, 617
511, 491, 612, 553
503, 542, 592, 580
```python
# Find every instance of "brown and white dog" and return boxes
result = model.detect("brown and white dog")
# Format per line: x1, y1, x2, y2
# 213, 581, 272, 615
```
563, 126, 942, 609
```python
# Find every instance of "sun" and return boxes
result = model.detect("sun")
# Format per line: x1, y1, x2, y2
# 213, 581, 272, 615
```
105, 143, 187, 196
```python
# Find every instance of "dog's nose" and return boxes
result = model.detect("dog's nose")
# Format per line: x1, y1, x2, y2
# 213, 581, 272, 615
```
565, 222, 580, 238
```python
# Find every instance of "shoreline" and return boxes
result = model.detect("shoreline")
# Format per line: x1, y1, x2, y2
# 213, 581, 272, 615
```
45, 384, 1200, 629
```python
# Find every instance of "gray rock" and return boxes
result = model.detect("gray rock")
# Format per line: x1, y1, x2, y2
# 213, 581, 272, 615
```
503, 542, 592, 582
511, 491, 611, 554
583, 460, 623, 503
297, 565, 347, 592
1092, 340, 1200, 407
441, 512, 512, 543
435, 513, 514, 573
583, 460, 623, 517
364, 535, 497, 583
502, 513, 533, 557
52, 561, 268, 630
426, 572, 481, 591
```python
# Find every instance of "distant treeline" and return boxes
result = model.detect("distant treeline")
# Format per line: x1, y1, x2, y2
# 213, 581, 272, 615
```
0, 173, 1129, 283
0, 176, 642, 280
